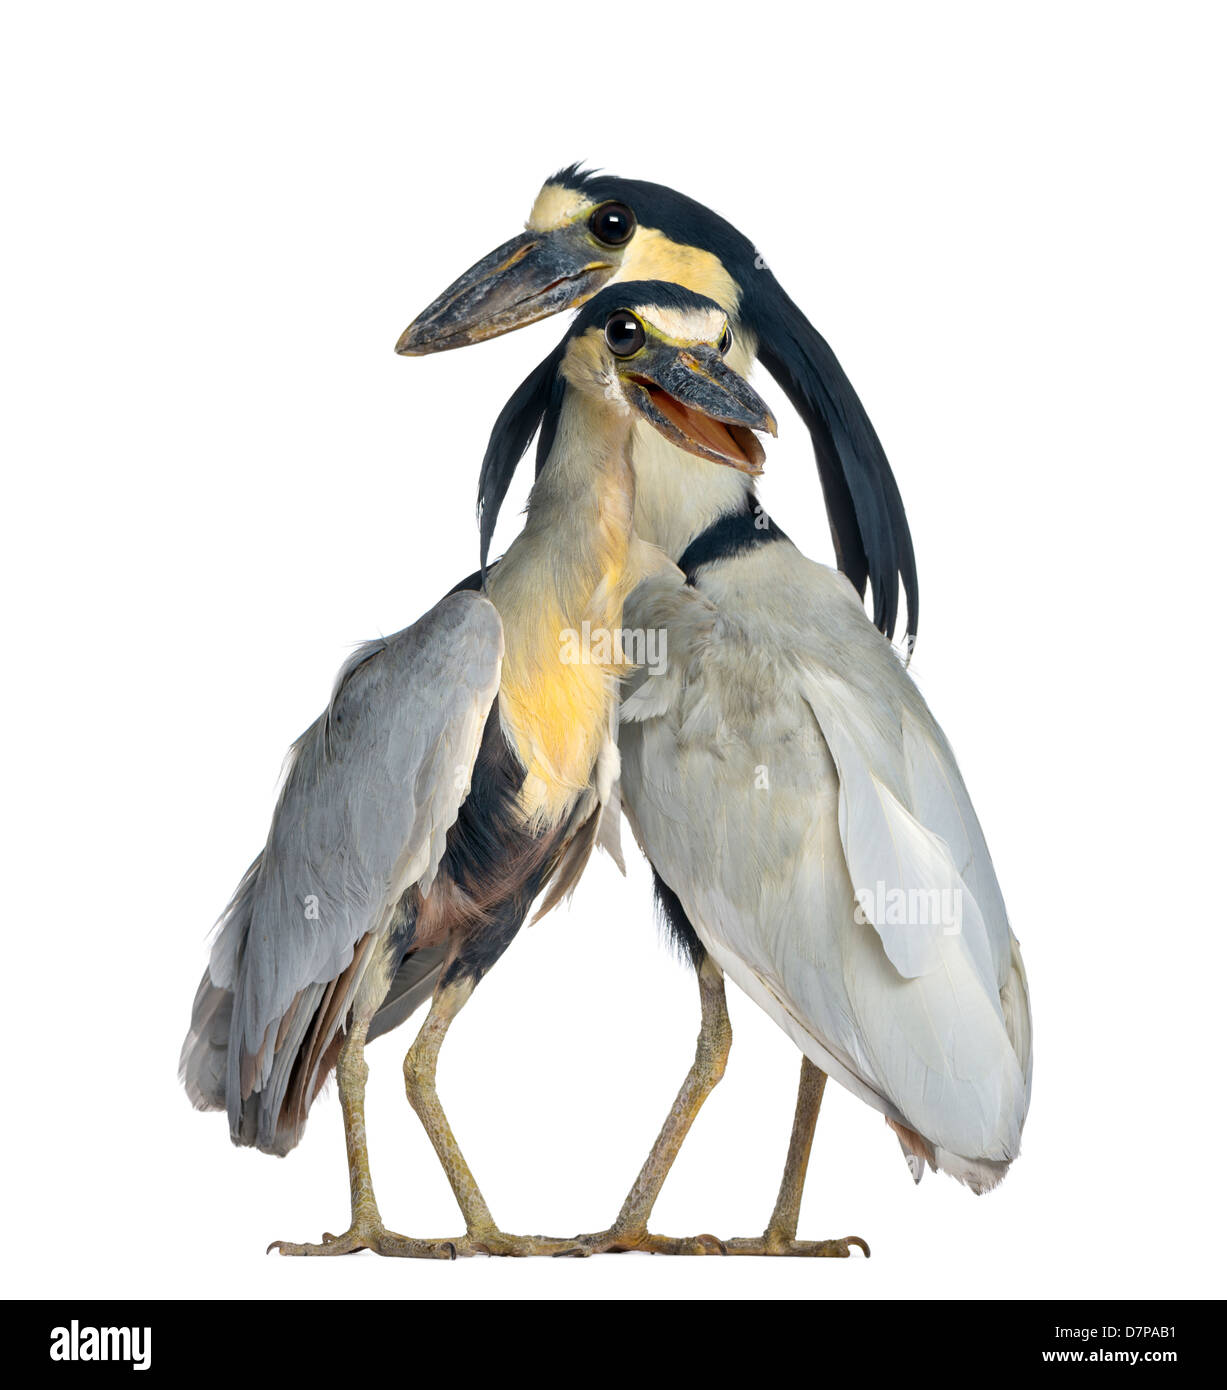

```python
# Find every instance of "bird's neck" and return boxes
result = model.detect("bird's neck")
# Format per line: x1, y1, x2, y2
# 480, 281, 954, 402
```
626, 420, 755, 559
486, 392, 639, 828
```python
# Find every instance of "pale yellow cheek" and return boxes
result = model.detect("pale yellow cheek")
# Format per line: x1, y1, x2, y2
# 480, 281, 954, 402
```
618, 228, 742, 315
561, 331, 611, 389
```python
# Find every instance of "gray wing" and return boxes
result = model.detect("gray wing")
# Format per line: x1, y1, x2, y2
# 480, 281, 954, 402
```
181, 589, 503, 1151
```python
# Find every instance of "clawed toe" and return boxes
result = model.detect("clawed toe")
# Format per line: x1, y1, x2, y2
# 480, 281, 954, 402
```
564, 1227, 869, 1257
723, 1232, 871, 1257
268, 1226, 459, 1259
464, 1231, 582, 1258
563, 1228, 727, 1256
268, 1230, 369, 1257
267, 1217, 868, 1260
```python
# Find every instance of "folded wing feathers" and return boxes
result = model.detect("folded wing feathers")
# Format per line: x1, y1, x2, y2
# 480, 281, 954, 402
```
796, 653, 1028, 1177
618, 555, 1031, 1187
186, 590, 504, 1147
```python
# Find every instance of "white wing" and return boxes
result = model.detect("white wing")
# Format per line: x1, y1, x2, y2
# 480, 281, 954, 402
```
619, 544, 1031, 1190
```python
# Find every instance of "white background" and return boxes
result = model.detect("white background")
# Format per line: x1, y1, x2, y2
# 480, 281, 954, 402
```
3, 2, 1224, 1302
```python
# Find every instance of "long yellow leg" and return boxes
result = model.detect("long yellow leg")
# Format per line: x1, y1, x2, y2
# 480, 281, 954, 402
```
402, 977, 575, 1257
573, 955, 732, 1254
575, 969, 868, 1258
269, 1016, 448, 1258
723, 1057, 869, 1257
767, 1056, 827, 1242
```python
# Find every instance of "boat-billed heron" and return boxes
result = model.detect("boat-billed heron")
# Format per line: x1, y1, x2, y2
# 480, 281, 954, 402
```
398, 172, 1032, 1256
180, 283, 775, 1257
398, 164, 917, 645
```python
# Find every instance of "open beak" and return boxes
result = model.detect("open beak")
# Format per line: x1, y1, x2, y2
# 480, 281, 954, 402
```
396, 225, 615, 355
623, 344, 777, 475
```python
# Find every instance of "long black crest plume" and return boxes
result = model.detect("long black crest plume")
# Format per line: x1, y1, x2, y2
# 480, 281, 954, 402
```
476, 344, 564, 581
551, 168, 918, 643
744, 273, 918, 645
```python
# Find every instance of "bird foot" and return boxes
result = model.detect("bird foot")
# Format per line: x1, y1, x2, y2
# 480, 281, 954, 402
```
269, 1223, 582, 1259
557, 1228, 869, 1257
557, 1227, 730, 1257
458, 1229, 585, 1258
722, 1232, 870, 1257
267, 1223, 456, 1259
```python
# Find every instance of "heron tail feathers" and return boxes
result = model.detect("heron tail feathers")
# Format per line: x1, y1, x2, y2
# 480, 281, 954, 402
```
179, 856, 372, 1157
180, 970, 231, 1113
886, 1118, 1015, 1195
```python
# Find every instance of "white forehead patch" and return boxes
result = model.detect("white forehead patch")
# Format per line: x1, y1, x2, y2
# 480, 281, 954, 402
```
527, 182, 591, 232
636, 304, 727, 345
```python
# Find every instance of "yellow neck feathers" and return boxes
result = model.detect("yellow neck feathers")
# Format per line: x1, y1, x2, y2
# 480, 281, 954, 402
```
485, 391, 638, 828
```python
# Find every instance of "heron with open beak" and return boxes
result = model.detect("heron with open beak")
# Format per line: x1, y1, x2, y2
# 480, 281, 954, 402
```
181, 283, 775, 1257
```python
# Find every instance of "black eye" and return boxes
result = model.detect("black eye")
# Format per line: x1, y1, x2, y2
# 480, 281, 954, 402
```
588, 201, 636, 247
605, 311, 646, 357
718, 324, 733, 356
